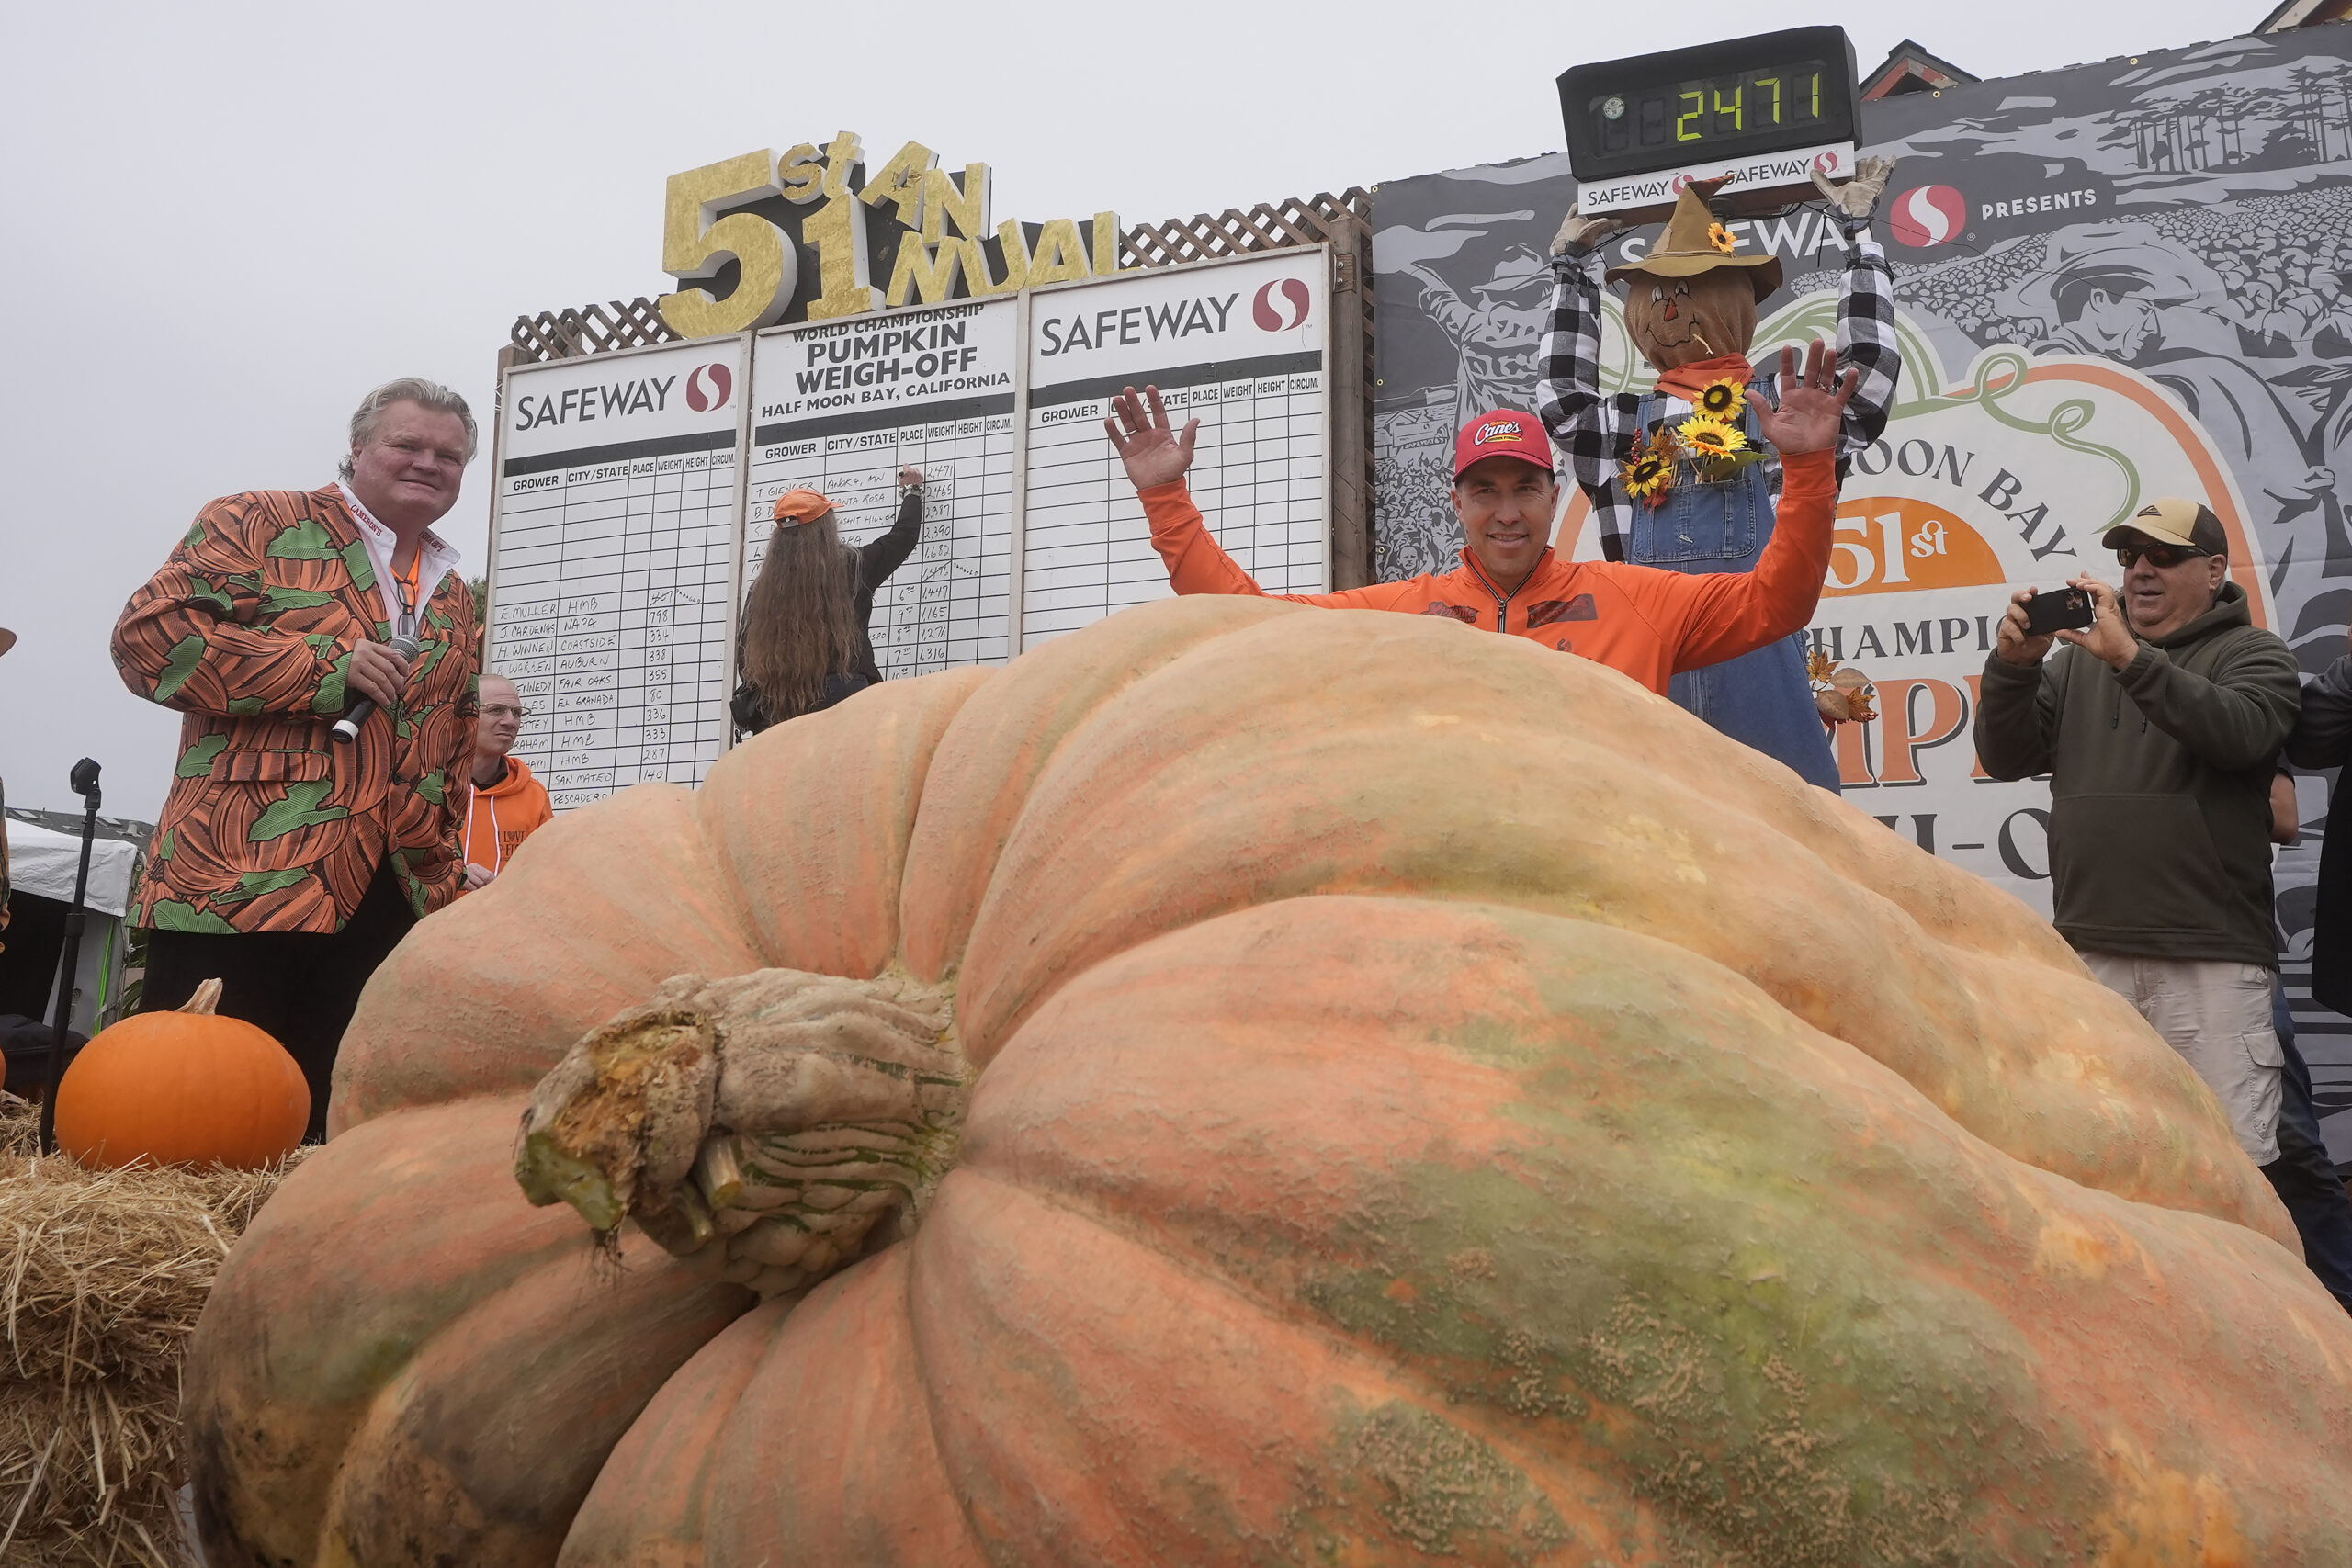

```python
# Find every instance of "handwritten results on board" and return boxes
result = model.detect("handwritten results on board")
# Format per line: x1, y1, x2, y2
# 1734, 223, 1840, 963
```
487, 338, 745, 811
746, 300, 1019, 676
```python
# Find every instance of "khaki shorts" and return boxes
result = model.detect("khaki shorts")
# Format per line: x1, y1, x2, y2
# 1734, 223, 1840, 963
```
2083, 953, 2283, 1166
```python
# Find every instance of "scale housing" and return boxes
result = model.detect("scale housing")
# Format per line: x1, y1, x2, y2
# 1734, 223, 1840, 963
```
1558, 27, 1863, 223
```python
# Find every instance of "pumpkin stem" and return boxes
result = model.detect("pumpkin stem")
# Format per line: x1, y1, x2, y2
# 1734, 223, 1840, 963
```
514, 968, 964, 1299
180, 978, 226, 1016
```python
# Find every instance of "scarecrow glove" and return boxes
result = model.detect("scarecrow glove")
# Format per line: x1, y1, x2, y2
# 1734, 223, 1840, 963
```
1551, 206, 1625, 257
1812, 155, 1896, 221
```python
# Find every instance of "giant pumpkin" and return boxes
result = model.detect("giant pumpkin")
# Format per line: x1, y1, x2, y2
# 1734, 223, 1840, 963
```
186, 596, 2352, 1567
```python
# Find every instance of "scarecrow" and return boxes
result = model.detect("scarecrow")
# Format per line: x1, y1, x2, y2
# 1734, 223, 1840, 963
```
1536, 160, 1898, 789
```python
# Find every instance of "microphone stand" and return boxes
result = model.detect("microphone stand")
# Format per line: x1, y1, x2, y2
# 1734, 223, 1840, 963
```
38, 759, 102, 1155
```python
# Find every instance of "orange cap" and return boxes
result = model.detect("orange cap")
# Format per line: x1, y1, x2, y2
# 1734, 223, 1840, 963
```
773, 489, 835, 524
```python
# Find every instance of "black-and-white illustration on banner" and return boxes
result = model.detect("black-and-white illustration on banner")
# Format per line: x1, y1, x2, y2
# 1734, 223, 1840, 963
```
1372, 19, 2352, 1154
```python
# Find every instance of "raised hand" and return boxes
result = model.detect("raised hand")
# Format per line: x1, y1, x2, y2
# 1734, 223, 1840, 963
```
1995, 587, 2057, 668
2057, 575, 2138, 671
1754, 340, 1860, 457
1103, 386, 1200, 491
1550, 204, 1625, 256
1812, 154, 1896, 220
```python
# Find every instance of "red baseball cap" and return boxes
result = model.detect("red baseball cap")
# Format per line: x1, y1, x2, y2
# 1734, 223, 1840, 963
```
1453, 411, 1555, 481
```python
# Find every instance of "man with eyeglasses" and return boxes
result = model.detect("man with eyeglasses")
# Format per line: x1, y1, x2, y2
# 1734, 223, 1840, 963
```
1975, 499, 2344, 1302
459, 672, 552, 892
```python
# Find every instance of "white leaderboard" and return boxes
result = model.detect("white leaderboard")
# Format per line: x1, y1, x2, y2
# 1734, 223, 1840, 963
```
487, 247, 1330, 808
1023, 251, 1329, 649
485, 338, 746, 809
746, 299, 1019, 676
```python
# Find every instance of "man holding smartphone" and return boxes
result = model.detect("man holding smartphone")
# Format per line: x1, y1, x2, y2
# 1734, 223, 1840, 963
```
1974, 500, 2331, 1291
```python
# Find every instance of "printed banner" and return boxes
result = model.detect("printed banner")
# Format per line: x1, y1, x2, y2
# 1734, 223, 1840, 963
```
1373, 22, 2352, 1147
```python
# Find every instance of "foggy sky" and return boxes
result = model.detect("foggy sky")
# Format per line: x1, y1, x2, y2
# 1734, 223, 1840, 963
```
0, 0, 2260, 819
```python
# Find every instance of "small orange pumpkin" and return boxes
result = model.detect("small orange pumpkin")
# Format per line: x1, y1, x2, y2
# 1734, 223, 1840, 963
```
56, 978, 309, 1169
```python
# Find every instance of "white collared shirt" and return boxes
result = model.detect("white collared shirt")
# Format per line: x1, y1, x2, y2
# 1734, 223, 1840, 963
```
338, 481, 463, 632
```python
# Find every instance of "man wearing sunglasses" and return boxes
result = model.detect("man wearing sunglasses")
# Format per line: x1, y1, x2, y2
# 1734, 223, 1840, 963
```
1975, 500, 2338, 1297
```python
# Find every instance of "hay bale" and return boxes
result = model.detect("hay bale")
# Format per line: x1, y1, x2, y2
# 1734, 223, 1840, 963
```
0, 1094, 305, 1566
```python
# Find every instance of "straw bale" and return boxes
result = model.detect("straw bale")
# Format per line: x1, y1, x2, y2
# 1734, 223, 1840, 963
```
0, 1094, 306, 1566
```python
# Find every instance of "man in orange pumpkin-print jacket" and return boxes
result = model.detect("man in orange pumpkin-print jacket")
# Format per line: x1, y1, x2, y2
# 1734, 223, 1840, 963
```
1101, 341, 1858, 701
111, 378, 481, 1139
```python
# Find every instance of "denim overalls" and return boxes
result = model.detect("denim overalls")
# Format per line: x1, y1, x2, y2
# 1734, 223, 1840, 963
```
1626, 385, 1840, 792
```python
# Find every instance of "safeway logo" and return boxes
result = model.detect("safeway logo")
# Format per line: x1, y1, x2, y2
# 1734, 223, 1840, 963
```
1252, 277, 1312, 333
684, 362, 733, 412
1890, 185, 1966, 248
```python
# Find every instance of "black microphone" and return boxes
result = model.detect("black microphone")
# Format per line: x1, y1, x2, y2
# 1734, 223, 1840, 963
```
331, 627, 422, 744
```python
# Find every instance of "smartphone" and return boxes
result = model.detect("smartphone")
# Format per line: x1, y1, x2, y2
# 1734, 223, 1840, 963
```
2021, 588, 2096, 637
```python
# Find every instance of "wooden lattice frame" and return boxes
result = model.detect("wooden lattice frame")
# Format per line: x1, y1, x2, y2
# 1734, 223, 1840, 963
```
507, 299, 681, 365
1119, 189, 1370, 268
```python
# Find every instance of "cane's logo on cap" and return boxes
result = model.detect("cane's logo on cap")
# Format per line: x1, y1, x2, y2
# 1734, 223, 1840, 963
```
684, 363, 733, 413
1473, 418, 1526, 446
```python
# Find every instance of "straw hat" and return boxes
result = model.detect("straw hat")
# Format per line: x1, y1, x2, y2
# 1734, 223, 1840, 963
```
1606, 178, 1782, 300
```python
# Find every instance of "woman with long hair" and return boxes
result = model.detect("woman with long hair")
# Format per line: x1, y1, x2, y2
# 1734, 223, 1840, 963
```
731, 465, 924, 735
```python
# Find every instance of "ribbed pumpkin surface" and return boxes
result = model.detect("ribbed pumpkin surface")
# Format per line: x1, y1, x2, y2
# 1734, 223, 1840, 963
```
186, 597, 2352, 1567
57, 999, 307, 1169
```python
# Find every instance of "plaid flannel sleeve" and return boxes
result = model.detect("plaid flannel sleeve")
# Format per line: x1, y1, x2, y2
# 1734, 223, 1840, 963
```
1536, 247, 1643, 490
1833, 217, 1900, 472
1537, 246, 1643, 561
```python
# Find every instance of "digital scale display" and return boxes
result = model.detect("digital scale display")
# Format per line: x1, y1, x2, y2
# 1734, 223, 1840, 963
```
1588, 61, 1834, 163
1559, 27, 1861, 218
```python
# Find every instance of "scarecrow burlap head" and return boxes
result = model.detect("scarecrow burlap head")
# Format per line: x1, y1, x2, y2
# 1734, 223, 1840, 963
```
1605, 178, 1783, 372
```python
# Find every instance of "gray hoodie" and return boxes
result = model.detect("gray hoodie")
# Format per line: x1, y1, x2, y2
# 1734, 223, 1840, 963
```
1974, 581, 2300, 966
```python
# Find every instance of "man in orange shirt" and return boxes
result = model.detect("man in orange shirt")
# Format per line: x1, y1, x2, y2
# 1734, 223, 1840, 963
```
460, 672, 552, 890
1103, 339, 1856, 699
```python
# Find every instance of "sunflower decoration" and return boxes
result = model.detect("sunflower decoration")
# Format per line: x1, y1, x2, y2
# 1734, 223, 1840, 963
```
1706, 221, 1738, 254
1693, 374, 1747, 422
1621, 426, 1679, 506
1676, 414, 1747, 461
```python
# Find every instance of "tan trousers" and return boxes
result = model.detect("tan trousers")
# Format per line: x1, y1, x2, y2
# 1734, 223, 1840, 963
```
2082, 953, 2283, 1166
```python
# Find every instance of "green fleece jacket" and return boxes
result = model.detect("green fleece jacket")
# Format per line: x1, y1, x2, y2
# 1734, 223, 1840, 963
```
1973, 582, 2300, 966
